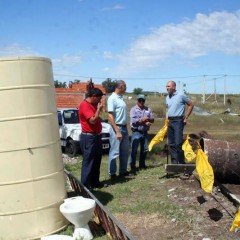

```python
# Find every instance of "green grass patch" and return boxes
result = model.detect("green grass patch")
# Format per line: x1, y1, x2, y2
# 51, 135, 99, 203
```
60, 93, 240, 238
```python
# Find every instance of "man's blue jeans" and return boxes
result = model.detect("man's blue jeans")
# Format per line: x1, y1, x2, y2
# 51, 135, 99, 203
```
108, 126, 129, 175
80, 134, 102, 188
167, 119, 185, 164
129, 131, 148, 169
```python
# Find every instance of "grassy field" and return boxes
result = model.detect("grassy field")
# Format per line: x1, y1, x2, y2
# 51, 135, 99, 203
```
60, 93, 240, 238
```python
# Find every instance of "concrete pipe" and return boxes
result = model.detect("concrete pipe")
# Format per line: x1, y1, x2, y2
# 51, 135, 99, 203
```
200, 138, 240, 183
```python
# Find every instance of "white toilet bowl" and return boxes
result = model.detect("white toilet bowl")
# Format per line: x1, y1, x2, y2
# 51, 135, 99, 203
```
60, 196, 96, 240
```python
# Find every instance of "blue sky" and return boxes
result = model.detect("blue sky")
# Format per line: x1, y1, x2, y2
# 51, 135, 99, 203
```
1, 0, 240, 94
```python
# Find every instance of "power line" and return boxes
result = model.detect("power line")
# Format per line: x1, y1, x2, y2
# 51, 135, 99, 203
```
54, 73, 240, 80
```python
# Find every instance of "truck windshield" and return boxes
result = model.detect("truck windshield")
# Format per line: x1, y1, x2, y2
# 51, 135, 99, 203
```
63, 110, 79, 124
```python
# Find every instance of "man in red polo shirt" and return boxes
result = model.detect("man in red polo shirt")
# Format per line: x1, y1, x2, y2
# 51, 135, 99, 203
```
79, 88, 105, 191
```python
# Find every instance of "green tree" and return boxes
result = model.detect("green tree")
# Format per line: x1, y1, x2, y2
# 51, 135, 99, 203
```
72, 79, 81, 84
182, 83, 188, 94
54, 80, 67, 88
69, 79, 81, 88
133, 88, 143, 95
102, 78, 117, 93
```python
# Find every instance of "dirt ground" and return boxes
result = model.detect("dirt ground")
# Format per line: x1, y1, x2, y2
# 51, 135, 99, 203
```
115, 175, 240, 240
63, 154, 240, 240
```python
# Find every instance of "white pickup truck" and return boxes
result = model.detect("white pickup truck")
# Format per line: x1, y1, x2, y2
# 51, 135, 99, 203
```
57, 108, 111, 157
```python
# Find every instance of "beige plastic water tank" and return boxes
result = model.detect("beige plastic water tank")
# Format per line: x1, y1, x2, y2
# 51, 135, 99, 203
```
0, 56, 68, 239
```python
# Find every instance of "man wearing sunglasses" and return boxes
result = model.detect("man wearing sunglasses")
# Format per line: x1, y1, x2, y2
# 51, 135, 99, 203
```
129, 94, 154, 172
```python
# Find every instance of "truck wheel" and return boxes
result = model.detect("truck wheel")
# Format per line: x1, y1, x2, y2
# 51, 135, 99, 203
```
65, 139, 80, 157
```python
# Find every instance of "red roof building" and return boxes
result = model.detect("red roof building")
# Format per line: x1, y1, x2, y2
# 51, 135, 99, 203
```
55, 82, 106, 108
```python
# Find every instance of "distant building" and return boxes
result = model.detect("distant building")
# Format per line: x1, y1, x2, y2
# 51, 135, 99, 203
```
55, 82, 106, 108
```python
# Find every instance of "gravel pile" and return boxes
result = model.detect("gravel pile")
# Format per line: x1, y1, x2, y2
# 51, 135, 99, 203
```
62, 153, 78, 165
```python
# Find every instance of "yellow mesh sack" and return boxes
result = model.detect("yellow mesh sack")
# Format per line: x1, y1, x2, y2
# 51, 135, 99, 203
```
182, 135, 196, 162
148, 120, 169, 151
196, 144, 214, 193
230, 208, 240, 232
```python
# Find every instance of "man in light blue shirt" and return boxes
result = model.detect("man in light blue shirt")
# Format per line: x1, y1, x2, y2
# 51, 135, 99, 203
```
166, 80, 194, 164
107, 80, 129, 178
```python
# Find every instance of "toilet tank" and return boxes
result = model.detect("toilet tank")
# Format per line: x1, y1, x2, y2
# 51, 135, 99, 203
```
0, 56, 68, 239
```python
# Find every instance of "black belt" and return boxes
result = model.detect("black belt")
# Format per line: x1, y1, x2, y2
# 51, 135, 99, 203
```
131, 128, 146, 133
168, 116, 184, 120
82, 132, 101, 136
116, 124, 127, 127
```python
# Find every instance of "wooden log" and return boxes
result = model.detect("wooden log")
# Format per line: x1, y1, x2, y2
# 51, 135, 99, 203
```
165, 164, 195, 174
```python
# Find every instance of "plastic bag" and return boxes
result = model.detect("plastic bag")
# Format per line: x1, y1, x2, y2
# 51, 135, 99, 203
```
196, 144, 214, 193
230, 207, 240, 232
182, 135, 196, 162
148, 120, 169, 151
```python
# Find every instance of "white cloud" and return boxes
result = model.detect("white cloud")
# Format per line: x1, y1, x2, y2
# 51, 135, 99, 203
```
103, 67, 110, 72
114, 10, 240, 75
52, 54, 83, 77
0, 43, 39, 57
52, 54, 83, 67
101, 4, 125, 11
0, 45, 83, 70
103, 51, 113, 59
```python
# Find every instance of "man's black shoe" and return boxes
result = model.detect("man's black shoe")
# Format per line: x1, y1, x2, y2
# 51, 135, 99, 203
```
110, 174, 117, 180
119, 171, 129, 177
93, 182, 109, 188
131, 167, 139, 172
139, 166, 148, 170
119, 171, 135, 178
130, 168, 137, 175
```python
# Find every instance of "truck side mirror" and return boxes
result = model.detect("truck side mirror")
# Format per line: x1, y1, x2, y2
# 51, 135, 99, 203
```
58, 112, 62, 126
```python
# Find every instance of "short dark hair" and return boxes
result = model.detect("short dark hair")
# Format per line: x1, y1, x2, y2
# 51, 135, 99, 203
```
87, 88, 105, 97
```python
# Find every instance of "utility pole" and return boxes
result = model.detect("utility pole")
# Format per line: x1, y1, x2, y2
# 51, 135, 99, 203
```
178, 81, 181, 92
224, 75, 227, 105
214, 78, 217, 101
212, 78, 218, 105
202, 75, 206, 104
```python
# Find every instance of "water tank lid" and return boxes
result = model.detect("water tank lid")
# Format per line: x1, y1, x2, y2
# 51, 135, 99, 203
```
0, 56, 51, 62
